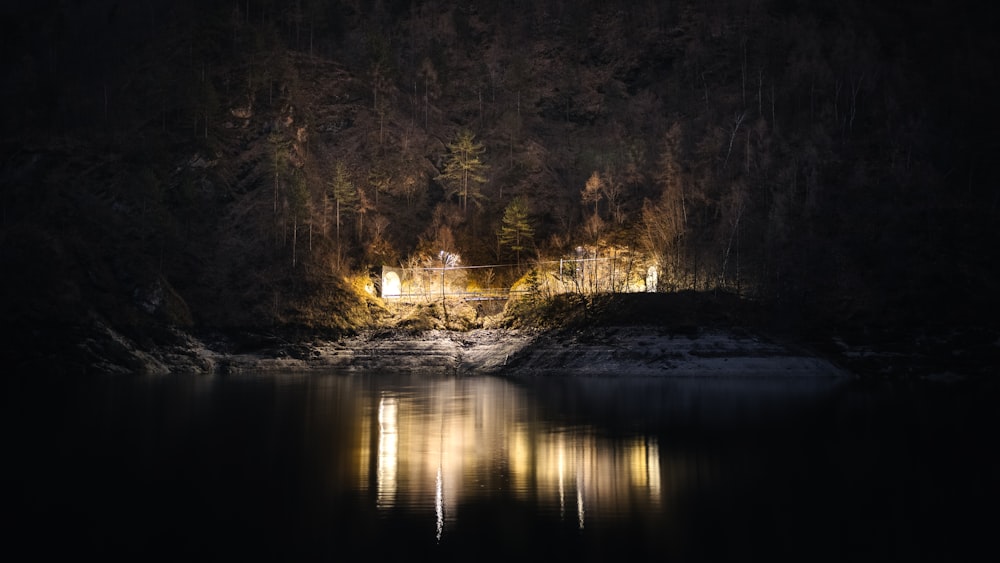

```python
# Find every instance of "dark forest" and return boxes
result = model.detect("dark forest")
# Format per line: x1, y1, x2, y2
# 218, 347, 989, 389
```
2, 0, 998, 374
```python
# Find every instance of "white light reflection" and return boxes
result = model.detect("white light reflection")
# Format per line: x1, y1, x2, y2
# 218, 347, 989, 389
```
435, 465, 444, 542
376, 396, 398, 508
646, 437, 662, 500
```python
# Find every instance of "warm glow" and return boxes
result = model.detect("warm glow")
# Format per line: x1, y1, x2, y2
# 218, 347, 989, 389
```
358, 380, 669, 536
380, 245, 658, 301
382, 271, 401, 297
509, 426, 532, 491
376, 396, 398, 508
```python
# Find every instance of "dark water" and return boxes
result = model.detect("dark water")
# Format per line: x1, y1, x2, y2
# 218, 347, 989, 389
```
5, 371, 998, 562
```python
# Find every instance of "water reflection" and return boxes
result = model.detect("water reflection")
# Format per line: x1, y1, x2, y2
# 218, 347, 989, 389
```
376, 395, 398, 508
355, 377, 670, 538
10, 369, 995, 561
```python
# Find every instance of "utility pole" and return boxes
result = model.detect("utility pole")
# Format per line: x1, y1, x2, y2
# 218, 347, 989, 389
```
440, 251, 447, 325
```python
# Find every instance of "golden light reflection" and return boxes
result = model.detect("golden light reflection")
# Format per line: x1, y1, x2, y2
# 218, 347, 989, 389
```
376, 396, 398, 508
357, 380, 671, 537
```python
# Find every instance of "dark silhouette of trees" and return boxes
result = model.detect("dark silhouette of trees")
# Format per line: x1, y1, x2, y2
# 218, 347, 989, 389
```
329, 160, 357, 263
4, 0, 998, 333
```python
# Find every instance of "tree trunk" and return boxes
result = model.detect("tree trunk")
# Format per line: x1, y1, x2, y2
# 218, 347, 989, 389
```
724, 112, 746, 169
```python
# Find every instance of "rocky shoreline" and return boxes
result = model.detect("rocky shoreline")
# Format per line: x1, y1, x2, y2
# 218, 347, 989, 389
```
74, 320, 851, 379
9, 302, 987, 380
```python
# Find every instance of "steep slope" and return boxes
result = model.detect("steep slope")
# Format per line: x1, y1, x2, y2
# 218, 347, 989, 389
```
2, 0, 998, 374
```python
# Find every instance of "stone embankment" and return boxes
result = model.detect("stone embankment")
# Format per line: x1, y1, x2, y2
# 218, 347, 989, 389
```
148, 326, 848, 377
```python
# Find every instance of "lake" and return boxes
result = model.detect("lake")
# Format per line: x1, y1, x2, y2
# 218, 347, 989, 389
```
5, 370, 997, 562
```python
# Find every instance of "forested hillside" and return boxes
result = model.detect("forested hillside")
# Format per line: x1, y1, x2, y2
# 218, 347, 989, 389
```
2, 0, 998, 370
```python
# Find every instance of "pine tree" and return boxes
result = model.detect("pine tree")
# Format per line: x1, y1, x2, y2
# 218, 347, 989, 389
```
499, 197, 534, 267
437, 130, 489, 214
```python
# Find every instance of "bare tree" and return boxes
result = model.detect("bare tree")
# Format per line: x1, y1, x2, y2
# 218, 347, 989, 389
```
581, 171, 603, 217
724, 111, 747, 169
599, 169, 627, 225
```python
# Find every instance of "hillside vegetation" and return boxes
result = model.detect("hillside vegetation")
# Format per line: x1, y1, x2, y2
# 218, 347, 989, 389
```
2, 0, 997, 373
